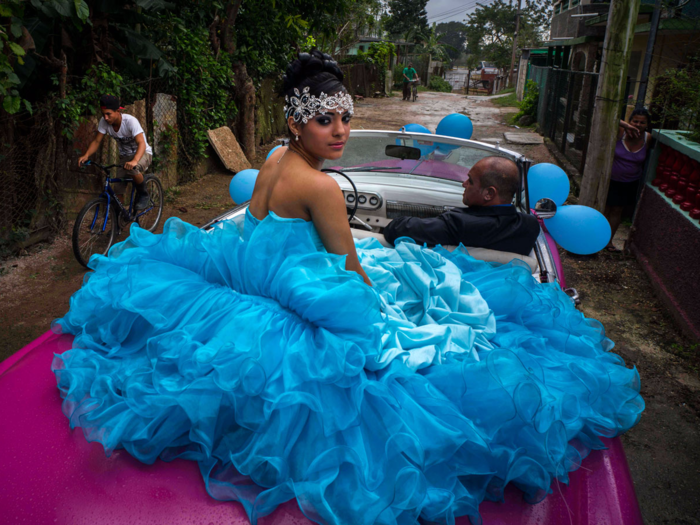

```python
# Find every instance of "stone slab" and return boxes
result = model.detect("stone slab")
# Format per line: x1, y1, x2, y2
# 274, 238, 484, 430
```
207, 126, 251, 173
503, 132, 544, 145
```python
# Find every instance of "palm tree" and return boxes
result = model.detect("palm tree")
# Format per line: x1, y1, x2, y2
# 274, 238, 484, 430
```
415, 25, 456, 84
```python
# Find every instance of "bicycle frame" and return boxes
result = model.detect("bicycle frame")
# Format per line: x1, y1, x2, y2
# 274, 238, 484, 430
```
84, 161, 153, 234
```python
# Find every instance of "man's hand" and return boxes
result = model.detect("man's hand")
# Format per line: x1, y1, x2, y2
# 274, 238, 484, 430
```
78, 155, 89, 166
124, 160, 138, 170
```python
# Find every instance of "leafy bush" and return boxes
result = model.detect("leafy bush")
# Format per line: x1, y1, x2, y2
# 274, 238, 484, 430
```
393, 64, 406, 89
428, 75, 453, 93
651, 64, 700, 143
513, 80, 539, 122
55, 64, 145, 139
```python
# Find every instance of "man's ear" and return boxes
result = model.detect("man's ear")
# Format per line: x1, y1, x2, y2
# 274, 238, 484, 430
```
482, 186, 498, 202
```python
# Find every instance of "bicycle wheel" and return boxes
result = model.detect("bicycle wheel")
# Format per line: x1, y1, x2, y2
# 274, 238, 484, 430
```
72, 198, 117, 268
136, 174, 164, 232
413, 86, 418, 102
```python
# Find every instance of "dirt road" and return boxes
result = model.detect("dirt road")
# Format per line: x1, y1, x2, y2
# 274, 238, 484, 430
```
1, 91, 698, 524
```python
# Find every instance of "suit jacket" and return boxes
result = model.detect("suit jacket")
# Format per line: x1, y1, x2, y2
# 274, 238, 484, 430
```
383, 205, 540, 256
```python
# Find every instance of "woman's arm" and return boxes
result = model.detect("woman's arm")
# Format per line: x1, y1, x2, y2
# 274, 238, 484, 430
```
619, 119, 640, 139
307, 175, 372, 286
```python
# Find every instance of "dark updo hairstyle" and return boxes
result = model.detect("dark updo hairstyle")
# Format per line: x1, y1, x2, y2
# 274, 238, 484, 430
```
282, 49, 347, 132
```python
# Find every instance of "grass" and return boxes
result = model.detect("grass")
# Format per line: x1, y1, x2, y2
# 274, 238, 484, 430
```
500, 86, 516, 94
490, 93, 519, 108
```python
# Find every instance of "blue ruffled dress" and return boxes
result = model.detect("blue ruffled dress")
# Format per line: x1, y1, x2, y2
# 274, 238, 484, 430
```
52, 210, 643, 525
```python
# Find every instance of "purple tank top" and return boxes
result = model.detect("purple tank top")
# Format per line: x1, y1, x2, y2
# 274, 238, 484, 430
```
611, 133, 648, 182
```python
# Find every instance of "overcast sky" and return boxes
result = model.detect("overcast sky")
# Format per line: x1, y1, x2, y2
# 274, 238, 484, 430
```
425, 0, 493, 25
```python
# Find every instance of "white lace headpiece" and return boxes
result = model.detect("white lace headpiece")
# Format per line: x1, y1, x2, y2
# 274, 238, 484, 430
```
284, 86, 354, 124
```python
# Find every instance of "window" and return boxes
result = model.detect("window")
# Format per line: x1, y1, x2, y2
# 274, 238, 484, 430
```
555, 3, 561, 14
570, 0, 580, 7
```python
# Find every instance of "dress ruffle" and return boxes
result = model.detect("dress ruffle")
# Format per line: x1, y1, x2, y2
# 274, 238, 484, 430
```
52, 215, 643, 525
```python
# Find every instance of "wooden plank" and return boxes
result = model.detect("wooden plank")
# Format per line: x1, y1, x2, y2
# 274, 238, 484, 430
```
207, 126, 251, 173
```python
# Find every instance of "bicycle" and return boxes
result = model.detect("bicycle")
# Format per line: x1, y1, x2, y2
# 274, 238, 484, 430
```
72, 160, 164, 267
410, 79, 419, 102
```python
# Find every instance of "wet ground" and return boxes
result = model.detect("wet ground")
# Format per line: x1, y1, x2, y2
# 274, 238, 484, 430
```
1, 91, 698, 524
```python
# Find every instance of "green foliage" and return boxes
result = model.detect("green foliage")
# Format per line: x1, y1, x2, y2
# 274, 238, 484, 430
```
385, 0, 428, 38
428, 75, 452, 93
415, 26, 453, 63
54, 64, 145, 139
393, 63, 407, 87
0, 0, 31, 114
465, 0, 550, 69
491, 93, 519, 107
300, 36, 317, 53
650, 63, 700, 143
435, 22, 468, 62
513, 80, 539, 121
164, 16, 236, 160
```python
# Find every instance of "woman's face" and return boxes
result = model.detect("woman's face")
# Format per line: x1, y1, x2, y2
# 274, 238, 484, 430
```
629, 115, 648, 132
293, 109, 352, 161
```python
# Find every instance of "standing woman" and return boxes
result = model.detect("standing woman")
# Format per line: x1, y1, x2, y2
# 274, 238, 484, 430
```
605, 108, 652, 252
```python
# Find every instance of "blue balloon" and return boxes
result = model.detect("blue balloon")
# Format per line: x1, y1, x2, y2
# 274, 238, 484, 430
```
266, 145, 283, 160
229, 169, 259, 204
527, 163, 570, 206
544, 205, 611, 255
396, 123, 435, 157
435, 113, 473, 153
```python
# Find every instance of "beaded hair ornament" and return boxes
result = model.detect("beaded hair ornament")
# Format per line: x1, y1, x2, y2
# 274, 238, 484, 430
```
284, 86, 354, 124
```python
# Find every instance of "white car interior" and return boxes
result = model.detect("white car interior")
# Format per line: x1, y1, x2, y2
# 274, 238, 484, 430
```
327, 132, 543, 276
208, 131, 555, 283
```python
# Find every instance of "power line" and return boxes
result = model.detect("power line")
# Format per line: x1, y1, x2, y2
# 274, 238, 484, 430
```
427, 1, 478, 20
427, 0, 494, 23
428, 1, 484, 24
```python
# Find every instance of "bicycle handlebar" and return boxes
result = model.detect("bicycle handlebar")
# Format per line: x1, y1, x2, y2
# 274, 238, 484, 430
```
82, 160, 120, 171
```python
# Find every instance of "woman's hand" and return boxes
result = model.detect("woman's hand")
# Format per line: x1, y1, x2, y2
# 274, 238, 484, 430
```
620, 120, 640, 139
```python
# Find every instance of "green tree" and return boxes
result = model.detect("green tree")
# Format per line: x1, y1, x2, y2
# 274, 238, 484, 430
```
384, 0, 429, 38
464, 0, 550, 69
435, 21, 468, 62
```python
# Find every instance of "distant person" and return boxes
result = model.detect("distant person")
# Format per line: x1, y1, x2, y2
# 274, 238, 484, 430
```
78, 94, 152, 210
604, 108, 652, 252
383, 156, 540, 255
402, 62, 418, 101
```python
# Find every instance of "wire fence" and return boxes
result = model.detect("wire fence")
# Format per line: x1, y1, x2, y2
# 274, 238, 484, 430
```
531, 66, 600, 175
0, 76, 188, 255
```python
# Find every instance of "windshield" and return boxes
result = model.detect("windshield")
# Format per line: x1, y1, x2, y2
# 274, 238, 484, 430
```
327, 134, 516, 183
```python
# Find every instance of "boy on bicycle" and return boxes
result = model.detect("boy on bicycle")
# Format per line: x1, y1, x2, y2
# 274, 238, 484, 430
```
402, 62, 418, 101
78, 94, 152, 211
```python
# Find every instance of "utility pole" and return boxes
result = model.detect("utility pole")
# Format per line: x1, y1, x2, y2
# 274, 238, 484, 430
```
579, 0, 641, 211
636, 0, 662, 108
508, 0, 522, 88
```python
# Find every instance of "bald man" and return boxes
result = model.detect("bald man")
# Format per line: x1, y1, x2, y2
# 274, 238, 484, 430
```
383, 157, 540, 255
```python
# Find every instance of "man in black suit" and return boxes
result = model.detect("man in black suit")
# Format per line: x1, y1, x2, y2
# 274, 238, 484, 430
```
383, 157, 540, 255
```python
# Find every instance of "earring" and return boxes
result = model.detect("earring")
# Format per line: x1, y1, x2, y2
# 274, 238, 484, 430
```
295, 135, 299, 141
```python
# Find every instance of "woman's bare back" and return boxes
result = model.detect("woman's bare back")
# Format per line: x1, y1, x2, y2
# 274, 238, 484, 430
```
249, 147, 324, 221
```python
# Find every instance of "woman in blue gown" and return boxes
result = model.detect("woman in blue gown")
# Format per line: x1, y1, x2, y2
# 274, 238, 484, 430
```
52, 50, 644, 525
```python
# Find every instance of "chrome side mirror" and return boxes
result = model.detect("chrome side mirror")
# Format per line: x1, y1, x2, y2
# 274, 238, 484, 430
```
535, 198, 557, 219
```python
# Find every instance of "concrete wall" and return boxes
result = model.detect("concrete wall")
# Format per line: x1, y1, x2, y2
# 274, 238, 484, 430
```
550, 3, 609, 40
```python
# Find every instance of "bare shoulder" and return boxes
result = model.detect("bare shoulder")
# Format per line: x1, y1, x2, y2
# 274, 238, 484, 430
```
305, 169, 342, 198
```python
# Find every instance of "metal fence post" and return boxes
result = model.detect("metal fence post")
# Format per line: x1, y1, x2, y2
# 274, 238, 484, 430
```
561, 71, 577, 154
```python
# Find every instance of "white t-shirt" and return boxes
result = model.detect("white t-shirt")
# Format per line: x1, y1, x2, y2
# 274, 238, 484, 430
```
97, 114, 153, 158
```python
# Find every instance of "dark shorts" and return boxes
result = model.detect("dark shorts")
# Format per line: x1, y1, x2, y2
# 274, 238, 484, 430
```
607, 179, 640, 207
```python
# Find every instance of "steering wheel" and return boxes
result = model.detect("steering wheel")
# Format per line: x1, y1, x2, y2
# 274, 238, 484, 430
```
322, 168, 359, 223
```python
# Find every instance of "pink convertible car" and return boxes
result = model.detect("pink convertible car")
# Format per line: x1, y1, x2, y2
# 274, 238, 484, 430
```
0, 131, 643, 524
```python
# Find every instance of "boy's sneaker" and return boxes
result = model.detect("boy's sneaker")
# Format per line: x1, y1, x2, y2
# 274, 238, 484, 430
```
135, 191, 151, 211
